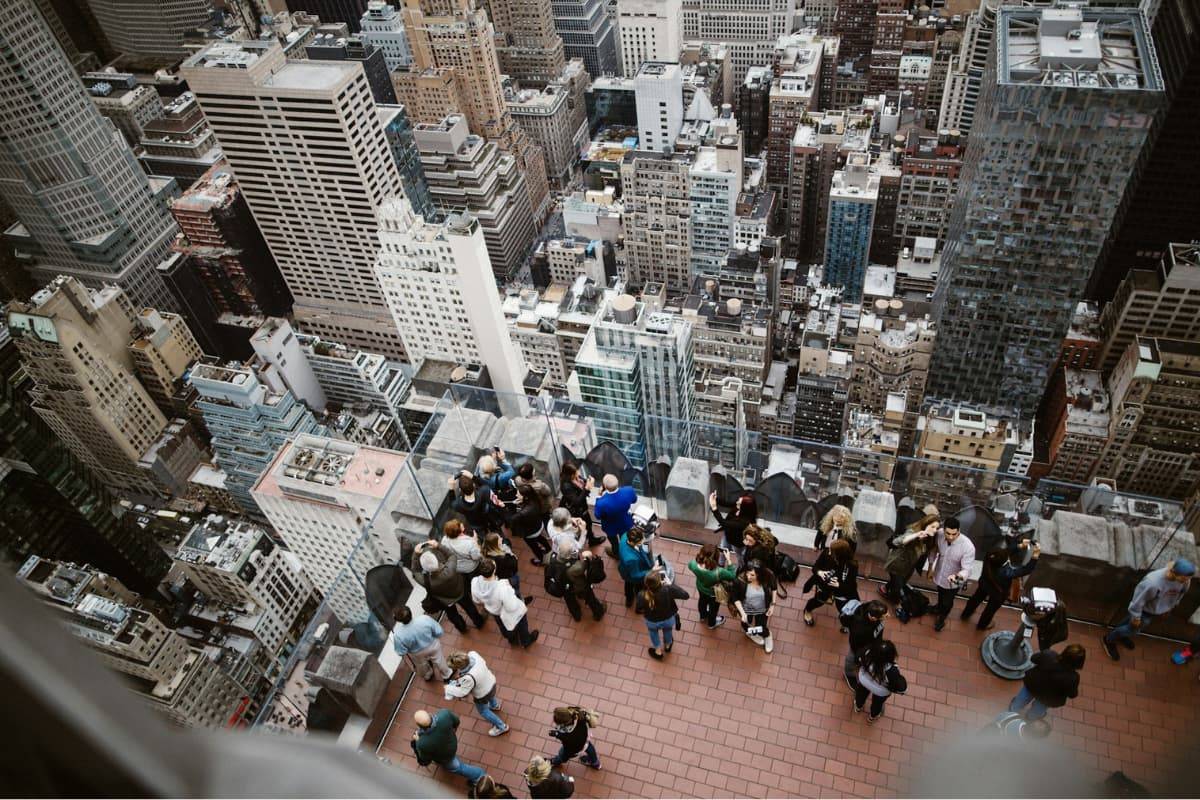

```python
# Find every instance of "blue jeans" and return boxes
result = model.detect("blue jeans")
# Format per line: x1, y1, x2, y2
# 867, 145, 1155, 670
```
646, 616, 676, 649
552, 740, 598, 766
475, 693, 506, 730
1009, 685, 1048, 721
441, 755, 485, 783
1105, 612, 1161, 643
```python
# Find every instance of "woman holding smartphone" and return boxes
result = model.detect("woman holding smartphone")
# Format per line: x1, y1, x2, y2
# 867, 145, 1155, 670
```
687, 543, 737, 629
731, 559, 779, 654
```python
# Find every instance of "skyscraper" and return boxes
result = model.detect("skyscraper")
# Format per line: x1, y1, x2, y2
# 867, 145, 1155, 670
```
188, 362, 323, 515
551, 0, 618, 77
396, 0, 551, 219
181, 41, 409, 360
0, 0, 180, 311
375, 197, 528, 397
251, 434, 409, 622
824, 153, 878, 302
616, 0, 681, 77
7, 277, 170, 498
0, 330, 171, 594
572, 292, 695, 465
413, 115, 537, 280
84, 0, 212, 60
489, 0, 567, 84
680, 0, 795, 88
929, 6, 1163, 415
358, 1, 413, 70
937, 0, 1000, 135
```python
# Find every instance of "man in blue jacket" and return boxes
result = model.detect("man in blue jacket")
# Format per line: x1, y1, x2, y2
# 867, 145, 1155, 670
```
618, 525, 658, 607
593, 474, 637, 559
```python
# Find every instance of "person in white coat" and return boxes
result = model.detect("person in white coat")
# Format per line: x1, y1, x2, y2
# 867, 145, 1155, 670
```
444, 650, 509, 736
471, 558, 539, 648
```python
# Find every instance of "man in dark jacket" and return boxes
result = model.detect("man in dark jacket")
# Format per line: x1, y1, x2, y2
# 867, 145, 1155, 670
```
412, 541, 486, 631
843, 600, 888, 688
617, 526, 657, 607
1009, 645, 1085, 721
559, 540, 607, 622
412, 708, 485, 784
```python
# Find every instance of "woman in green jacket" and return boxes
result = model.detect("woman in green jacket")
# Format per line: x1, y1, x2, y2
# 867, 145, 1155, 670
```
688, 543, 737, 629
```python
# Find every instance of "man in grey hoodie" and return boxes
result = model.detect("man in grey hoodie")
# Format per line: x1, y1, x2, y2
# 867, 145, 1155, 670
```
1102, 558, 1195, 660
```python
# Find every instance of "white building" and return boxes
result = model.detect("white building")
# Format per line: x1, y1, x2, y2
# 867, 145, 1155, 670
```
175, 515, 316, 669
359, 1, 413, 71
180, 41, 409, 360
689, 118, 743, 279
634, 62, 684, 153
681, 0, 797, 87
617, 0, 682, 77
251, 435, 409, 623
375, 198, 527, 398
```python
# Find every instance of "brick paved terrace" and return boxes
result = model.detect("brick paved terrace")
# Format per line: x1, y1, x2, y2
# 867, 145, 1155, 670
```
378, 522, 1200, 798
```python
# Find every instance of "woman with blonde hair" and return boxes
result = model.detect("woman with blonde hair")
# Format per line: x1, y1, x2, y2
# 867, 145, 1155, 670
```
525, 756, 575, 798
816, 504, 858, 552
549, 706, 602, 769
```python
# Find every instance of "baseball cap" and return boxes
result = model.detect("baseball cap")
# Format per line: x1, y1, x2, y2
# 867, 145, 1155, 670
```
1172, 558, 1196, 576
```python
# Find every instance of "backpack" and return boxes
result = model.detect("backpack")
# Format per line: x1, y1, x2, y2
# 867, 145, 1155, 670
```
585, 555, 606, 584
896, 586, 930, 623
838, 598, 862, 629
775, 552, 800, 583
544, 555, 568, 598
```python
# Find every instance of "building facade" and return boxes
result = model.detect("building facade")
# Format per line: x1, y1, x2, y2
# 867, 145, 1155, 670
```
930, 6, 1164, 415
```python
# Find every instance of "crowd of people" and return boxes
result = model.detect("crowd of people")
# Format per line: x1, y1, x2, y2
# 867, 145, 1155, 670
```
397, 450, 1194, 795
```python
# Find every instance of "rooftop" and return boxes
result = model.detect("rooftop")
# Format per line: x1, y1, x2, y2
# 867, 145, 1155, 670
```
255, 434, 406, 502
999, 6, 1161, 90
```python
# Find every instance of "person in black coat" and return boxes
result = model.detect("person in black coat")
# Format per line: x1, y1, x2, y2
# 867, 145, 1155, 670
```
525, 756, 574, 798
560, 463, 602, 545
511, 484, 551, 565
842, 600, 888, 688
1009, 644, 1084, 722
549, 706, 601, 768
450, 472, 503, 534
635, 572, 689, 660
852, 639, 907, 722
803, 539, 859, 626
708, 491, 757, 558
961, 542, 1040, 631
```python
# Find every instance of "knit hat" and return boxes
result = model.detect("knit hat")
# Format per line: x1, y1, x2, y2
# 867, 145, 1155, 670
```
1172, 558, 1196, 576
419, 551, 440, 572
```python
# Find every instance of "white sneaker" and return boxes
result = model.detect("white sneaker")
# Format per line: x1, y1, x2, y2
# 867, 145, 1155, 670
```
749, 634, 765, 645
488, 726, 509, 737
764, 637, 774, 654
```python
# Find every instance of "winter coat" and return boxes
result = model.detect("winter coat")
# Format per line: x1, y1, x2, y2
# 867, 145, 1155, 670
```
444, 650, 498, 701
515, 475, 555, 515
846, 606, 885, 655
412, 544, 466, 606
805, 549, 859, 602
413, 709, 460, 764
635, 583, 690, 622
528, 771, 574, 799
617, 536, 654, 584
453, 486, 497, 531
511, 502, 545, 539
471, 575, 528, 630
560, 480, 591, 518
712, 506, 755, 547
594, 487, 637, 539
441, 534, 482, 574
1021, 649, 1080, 708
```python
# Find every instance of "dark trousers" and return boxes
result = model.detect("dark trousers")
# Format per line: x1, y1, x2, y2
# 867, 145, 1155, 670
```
606, 532, 622, 555
524, 534, 550, 562
698, 593, 721, 626
551, 740, 598, 767
565, 586, 605, 620
441, 597, 486, 631
884, 573, 907, 601
624, 580, 638, 606
580, 512, 602, 544
853, 683, 887, 716
962, 583, 1005, 627
501, 612, 536, 646
934, 585, 958, 620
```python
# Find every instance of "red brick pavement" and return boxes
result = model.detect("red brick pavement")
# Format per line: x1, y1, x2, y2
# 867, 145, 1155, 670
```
379, 527, 1200, 798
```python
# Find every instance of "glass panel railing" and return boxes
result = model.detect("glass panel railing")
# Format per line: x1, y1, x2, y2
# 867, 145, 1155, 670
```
254, 382, 1196, 740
